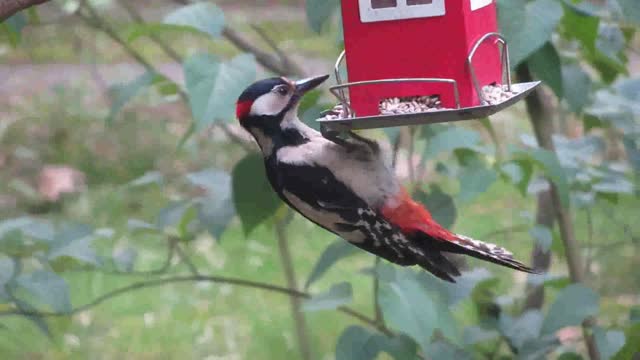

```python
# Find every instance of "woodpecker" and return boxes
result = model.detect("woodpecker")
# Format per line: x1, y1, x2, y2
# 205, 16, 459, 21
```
236, 75, 534, 282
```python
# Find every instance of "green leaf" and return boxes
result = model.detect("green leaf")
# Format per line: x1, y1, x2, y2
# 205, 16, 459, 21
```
561, 3, 599, 51
177, 205, 198, 241
306, 0, 340, 33
615, 0, 640, 26
612, 323, 640, 360
303, 282, 352, 312
125, 23, 207, 43
187, 169, 235, 239
562, 64, 592, 113
232, 153, 281, 235
423, 126, 481, 158
48, 235, 98, 266
517, 149, 570, 207
541, 284, 599, 335
336, 326, 384, 360
127, 219, 158, 233
156, 201, 191, 230
107, 71, 158, 124
0, 255, 15, 288
498, 0, 564, 66
113, 247, 137, 273
46, 223, 98, 266
596, 24, 625, 64
558, 353, 584, 360
378, 266, 459, 354
594, 327, 626, 360
163, 2, 225, 38
428, 341, 473, 360
499, 310, 544, 350
529, 225, 552, 254
184, 53, 257, 129
0, 217, 33, 239
335, 326, 417, 360
2, 12, 27, 47
528, 42, 563, 99
458, 165, 498, 203
305, 240, 359, 290
444, 268, 493, 306
415, 186, 457, 229
128, 171, 164, 187
16, 271, 71, 313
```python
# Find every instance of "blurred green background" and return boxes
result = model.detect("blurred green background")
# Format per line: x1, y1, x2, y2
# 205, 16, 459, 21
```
0, 0, 639, 359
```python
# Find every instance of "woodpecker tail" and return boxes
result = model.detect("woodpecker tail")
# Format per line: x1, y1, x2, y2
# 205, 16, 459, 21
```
381, 188, 536, 280
443, 234, 536, 274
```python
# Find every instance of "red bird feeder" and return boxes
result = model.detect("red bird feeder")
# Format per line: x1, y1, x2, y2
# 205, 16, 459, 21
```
318, 0, 541, 131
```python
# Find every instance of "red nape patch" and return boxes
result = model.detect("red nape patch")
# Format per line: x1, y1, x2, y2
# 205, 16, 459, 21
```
236, 100, 253, 120
381, 188, 456, 241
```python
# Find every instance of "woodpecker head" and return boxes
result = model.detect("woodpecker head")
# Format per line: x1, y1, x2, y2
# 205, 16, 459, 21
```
236, 75, 329, 128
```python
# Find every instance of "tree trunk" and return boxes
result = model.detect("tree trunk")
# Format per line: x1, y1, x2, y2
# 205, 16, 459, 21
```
517, 63, 600, 360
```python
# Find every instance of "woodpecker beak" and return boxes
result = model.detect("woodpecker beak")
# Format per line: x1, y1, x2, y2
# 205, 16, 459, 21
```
294, 75, 330, 96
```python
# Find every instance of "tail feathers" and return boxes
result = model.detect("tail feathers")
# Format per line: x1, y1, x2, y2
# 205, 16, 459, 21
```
415, 251, 461, 283
444, 234, 537, 274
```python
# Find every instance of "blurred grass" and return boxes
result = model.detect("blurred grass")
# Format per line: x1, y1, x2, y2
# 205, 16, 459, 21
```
0, 3, 638, 359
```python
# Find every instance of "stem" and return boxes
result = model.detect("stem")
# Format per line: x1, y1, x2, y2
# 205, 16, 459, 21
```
407, 126, 417, 185
373, 255, 383, 325
275, 217, 312, 360
517, 64, 599, 360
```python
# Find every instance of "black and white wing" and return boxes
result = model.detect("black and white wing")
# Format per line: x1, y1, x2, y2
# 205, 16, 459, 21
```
265, 161, 461, 282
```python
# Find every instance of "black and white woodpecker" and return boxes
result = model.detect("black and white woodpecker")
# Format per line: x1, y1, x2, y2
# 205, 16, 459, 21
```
235, 75, 534, 282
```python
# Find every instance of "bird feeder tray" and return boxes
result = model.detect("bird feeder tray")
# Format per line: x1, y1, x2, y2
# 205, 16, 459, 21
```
318, 32, 540, 131
318, 82, 540, 131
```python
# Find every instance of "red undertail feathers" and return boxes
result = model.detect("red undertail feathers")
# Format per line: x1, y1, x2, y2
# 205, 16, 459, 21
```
381, 188, 536, 274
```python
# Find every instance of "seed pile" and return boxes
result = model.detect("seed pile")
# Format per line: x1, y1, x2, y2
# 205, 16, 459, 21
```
322, 104, 347, 120
379, 95, 443, 115
322, 84, 519, 120
481, 83, 518, 105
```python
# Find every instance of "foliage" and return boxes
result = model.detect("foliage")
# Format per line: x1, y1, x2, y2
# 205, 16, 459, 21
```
0, 0, 638, 359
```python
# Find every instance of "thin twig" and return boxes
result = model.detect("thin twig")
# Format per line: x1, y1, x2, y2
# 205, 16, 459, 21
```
250, 24, 306, 77
407, 126, 417, 186
275, 215, 312, 360
175, 244, 200, 276
116, 0, 182, 64
168, 0, 304, 76
373, 256, 383, 325
480, 225, 529, 240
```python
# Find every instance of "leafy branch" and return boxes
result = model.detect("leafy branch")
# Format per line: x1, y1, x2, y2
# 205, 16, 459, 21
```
0, 273, 390, 336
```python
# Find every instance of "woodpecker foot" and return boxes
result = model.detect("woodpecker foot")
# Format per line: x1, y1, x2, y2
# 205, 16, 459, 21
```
321, 125, 379, 154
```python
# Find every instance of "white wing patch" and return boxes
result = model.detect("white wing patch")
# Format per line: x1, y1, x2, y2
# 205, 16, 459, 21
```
282, 190, 366, 243
276, 122, 400, 208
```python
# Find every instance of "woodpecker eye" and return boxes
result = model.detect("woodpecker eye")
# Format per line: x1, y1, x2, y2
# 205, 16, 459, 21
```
274, 85, 289, 96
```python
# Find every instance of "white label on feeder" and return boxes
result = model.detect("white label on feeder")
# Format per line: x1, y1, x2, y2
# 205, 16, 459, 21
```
470, 0, 492, 11
359, 0, 445, 23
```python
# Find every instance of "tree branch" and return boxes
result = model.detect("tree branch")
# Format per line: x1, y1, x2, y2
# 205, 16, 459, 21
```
0, 274, 389, 336
0, 0, 50, 22
222, 26, 305, 77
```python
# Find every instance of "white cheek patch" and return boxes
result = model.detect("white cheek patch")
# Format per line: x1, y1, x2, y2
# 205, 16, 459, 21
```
250, 92, 291, 116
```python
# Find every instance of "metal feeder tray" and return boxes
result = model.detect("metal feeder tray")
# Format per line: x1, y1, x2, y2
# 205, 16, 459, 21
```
317, 33, 541, 132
